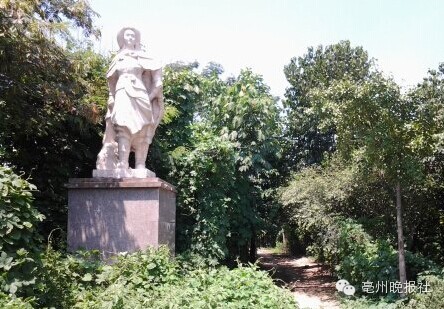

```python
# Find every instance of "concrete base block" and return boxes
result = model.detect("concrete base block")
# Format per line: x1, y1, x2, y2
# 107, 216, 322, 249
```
66, 178, 176, 256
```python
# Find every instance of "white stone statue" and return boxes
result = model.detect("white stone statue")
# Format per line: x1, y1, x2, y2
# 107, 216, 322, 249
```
93, 27, 164, 178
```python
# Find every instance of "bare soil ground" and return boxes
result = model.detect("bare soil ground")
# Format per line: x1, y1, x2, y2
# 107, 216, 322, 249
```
257, 248, 340, 309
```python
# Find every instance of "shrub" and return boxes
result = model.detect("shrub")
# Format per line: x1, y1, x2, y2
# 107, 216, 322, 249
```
398, 270, 444, 309
36, 248, 102, 308
153, 264, 297, 308
0, 166, 44, 296
170, 130, 238, 263
335, 220, 399, 289
36, 247, 297, 308
5, 247, 296, 308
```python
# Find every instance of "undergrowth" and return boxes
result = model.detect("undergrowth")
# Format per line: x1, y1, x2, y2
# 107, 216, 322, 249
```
1, 247, 298, 308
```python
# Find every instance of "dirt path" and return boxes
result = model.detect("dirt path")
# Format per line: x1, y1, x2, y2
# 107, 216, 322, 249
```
257, 248, 340, 309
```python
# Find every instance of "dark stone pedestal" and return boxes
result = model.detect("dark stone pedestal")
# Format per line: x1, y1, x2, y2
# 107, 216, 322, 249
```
66, 178, 176, 256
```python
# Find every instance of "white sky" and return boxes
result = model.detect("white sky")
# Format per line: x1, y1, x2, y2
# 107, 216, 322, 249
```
90, 0, 444, 98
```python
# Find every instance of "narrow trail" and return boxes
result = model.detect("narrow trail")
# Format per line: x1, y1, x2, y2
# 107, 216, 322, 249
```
257, 248, 340, 309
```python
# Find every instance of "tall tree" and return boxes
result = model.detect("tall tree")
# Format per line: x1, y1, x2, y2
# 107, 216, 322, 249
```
311, 74, 438, 295
283, 40, 374, 169
406, 64, 444, 263
206, 69, 282, 261
0, 0, 106, 236
166, 66, 283, 263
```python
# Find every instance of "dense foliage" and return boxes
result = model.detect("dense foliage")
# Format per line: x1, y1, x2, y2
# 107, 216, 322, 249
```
398, 271, 444, 309
1, 247, 297, 308
280, 160, 437, 294
0, 0, 108, 238
0, 167, 44, 296
280, 41, 444, 304
149, 64, 283, 263
283, 40, 374, 169
171, 130, 238, 262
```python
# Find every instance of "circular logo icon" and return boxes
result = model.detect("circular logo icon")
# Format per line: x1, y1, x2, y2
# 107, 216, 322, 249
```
335, 279, 350, 292
343, 285, 356, 296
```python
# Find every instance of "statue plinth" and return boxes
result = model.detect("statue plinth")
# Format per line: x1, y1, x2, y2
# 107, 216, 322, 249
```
66, 177, 176, 257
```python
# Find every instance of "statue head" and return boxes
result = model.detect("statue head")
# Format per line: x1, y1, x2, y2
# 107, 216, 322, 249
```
117, 27, 141, 50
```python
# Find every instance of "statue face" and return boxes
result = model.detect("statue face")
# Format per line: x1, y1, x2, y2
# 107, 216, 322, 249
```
123, 29, 136, 49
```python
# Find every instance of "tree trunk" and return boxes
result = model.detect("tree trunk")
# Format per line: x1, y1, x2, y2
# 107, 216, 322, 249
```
282, 229, 289, 254
396, 182, 407, 297
249, 231, 257, 263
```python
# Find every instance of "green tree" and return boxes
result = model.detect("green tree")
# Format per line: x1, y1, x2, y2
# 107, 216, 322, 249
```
162, 65, 283, 263
405, 64, 444, 263
170, 127, 238, 263
205, 69, 282, 261
311, 74, 439, 295
0, 0, 107, 237
283, 40, 373, 169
